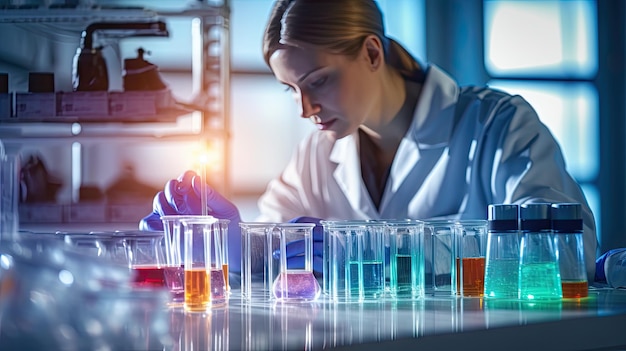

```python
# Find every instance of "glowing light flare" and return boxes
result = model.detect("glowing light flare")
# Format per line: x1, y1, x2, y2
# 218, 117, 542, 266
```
195, 144, 222, 216
189, 142, 224, 175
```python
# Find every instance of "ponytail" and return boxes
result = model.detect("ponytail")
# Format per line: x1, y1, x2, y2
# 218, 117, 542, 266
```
386, 38, 425, 83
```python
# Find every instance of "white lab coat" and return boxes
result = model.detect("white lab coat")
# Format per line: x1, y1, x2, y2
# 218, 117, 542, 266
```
257, 64, 598, 280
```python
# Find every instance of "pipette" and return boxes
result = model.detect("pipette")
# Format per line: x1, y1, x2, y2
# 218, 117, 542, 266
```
199, 153, 208, 216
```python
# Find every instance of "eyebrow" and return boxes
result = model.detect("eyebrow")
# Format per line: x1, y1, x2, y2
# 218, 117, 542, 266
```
296, 66, 325, 84
275, 65, 327, 87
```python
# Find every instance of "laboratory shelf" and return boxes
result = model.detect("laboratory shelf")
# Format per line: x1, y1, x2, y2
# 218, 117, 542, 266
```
0, 110, 229, 142
1, 1, 232, 225
0, 106, 194, 124
0, 3, 228, 23
0, 6, 157, 23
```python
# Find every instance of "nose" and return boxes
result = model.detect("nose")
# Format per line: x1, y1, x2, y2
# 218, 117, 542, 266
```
297, 91, 321, 119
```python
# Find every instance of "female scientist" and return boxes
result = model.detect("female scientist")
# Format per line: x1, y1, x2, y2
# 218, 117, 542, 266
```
140, 0, 597, 279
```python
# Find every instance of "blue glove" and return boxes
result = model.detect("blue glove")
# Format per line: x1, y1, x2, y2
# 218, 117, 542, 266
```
595, 248, 626, 287
139, 170, 196, 231
139, 170, 243, 272
274, 216, 324, 273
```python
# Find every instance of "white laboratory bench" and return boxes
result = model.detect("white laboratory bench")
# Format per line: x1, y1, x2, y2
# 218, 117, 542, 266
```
160, 287, 626, 351
14, 217, 626, 350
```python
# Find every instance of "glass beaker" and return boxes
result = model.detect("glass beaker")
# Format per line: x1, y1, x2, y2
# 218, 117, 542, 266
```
272, 223, 320, 302
519, 203, 562, 300
347, 221, 386, 301
425, 220, 457, 297
121, 230, 167, 289
239, 222, 277, 301
387, 219, 425, 299
320, 220, 368, 302
161, 215, 194, 304
63, 232, 115, 262
181, 216, 223, 311
484, 204, 521, 299
455, 220, 488, 297
215, 219, 231, 292
552, 203, 588, 298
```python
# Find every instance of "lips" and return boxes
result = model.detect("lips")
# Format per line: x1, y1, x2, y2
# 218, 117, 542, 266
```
310, 114, 337, 131
317, 118, 336, 130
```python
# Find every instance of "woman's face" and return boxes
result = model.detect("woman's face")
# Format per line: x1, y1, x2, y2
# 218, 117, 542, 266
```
269, 44, 379, 139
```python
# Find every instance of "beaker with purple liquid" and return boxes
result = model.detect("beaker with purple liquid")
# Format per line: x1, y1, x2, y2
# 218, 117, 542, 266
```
272, 223, 320, 302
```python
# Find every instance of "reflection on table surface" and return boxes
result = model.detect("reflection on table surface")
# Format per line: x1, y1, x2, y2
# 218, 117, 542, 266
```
4, 233, 624, 350
161, 288, 626, 351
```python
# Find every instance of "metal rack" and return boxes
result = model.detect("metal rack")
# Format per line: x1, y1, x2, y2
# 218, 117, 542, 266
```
0, 1, 231, 226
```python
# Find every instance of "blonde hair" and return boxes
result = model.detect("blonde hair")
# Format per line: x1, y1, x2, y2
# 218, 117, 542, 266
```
263, 0, 424, 82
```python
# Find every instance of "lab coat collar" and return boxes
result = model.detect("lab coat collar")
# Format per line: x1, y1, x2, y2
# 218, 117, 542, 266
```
327, 64, 461, 218
330, 135, 377, 217
381, 65, 459, 213
409, 65, 459, 149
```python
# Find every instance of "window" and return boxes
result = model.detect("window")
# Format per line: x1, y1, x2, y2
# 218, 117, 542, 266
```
484, 0, 600, 234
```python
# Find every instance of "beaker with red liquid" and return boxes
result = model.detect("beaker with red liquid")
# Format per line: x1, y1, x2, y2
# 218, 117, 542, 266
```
120, 230, 167, 289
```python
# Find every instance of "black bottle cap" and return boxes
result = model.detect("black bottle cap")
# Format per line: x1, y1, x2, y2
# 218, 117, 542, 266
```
488, 204, 518, 231
520, 203, 551, 231
551, 203, 583, 232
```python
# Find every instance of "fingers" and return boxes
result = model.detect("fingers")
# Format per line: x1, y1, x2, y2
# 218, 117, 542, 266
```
281, 238, 323, 257
280, 239, 305, 259
140, 191, 174, 231
139, 213, 164, 231
164, 180, 188, 214
154, 191, 179, 215
273, 235, 324, 261
288, 216, 324, 241
161, 170, 201, 215
273, 239, 324, 272
177, 170, 197, 186
191, 175, 239, 217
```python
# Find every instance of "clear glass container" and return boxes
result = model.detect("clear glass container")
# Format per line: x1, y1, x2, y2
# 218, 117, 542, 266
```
484, 204, 520, 299
519, 203, 562, 300
552, 203, 588, 298
272, 223, 320, 302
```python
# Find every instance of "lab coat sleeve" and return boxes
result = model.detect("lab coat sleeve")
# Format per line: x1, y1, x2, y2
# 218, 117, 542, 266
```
485, 94, 598, 281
